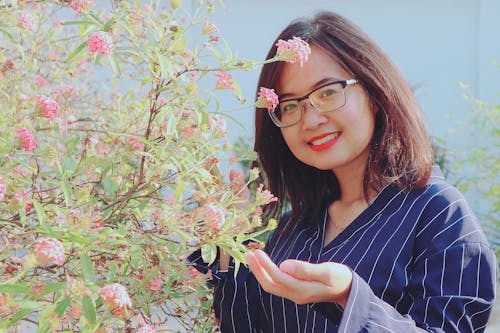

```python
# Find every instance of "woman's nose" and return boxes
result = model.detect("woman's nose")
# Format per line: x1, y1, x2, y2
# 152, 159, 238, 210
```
300, 101, 328, 128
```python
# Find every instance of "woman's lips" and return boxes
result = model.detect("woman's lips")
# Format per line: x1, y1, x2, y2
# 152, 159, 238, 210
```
307, 132, 340, 151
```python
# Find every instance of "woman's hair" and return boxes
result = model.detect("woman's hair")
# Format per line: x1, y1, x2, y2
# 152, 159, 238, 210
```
254, 11, 434, 227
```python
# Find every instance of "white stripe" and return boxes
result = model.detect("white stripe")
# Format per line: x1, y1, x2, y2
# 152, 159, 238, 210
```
258, 284, 270, 322
244, 280, 253, 331
367, 189, 422, 284
231, 275, 237, 332
440, 297, 453, 329
270, 215, 298, 259
459, 244, 464, 295
342, 275, 358, 333
366, 320, 396, 332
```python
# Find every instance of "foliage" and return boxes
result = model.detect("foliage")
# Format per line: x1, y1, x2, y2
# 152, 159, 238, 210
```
0, 1, 279, 331
448, 82, 500, 263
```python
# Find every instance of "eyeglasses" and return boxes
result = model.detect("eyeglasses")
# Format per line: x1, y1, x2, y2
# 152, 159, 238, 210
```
268, 79, 359, 128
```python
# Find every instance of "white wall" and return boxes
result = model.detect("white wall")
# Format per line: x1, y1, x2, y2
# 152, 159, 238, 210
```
207, 0, 500, 151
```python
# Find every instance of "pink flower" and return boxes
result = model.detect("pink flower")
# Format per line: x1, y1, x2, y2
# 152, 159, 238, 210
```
50, 85, 77, 101
35, 76, 49, 87
35, 95, 60, 120
229, 169, 245, 193
34, 238, 65, 266
15, 128, 37, 152
98, 283, 132, 310
275, 36, 311, 67
129, 137, 145, 151
208, 114, 227, 137
215, 71, 234, 90
88, 31, 113, 55
146, 276, 162, 291
137, 325, 157, 333
69, 0, 95, 12
204, 204, 225, 231
255, 87, 279, 112
158, 97, 169, 106
0, 176, 6, 201
256, 183, 278, 204
18, 13, 35, 33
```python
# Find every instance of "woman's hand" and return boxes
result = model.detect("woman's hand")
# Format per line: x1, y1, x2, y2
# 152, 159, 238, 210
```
246, 249, 353, 308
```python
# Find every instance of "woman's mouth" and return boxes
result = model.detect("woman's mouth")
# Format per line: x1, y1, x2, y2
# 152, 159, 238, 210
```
307, 132, 340, 151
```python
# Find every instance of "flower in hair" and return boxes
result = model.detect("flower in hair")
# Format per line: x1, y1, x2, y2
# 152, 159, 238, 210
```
275, 36, 311, 66
255, 87, 279, 112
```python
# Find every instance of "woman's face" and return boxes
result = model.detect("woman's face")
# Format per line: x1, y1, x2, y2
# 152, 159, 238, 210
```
276, 46, 375, 174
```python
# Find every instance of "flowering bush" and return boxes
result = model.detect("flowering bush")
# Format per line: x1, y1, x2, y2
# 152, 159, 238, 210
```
0, 1, 308, 331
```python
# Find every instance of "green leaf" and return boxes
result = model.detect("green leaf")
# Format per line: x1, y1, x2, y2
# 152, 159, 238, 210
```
62, 157, 77, 175
9, 308, 33, 325
82, 295, 97, 326
54, 297, 71, 317
32, 200, 46, 224
158, 53, 174, 78
0, 27, 16, 43
109, 53, 121, 77
103, 18, 115, 32
80, 254, 96, 283
61, 179, 72, 205
40, 282, 65, 296
173, 179, 185, 201
201, 243, 217, 265
65, 41, 87, 63
103, 176, 116, 197
107, 263, 118, 283
0, 283, 31, 294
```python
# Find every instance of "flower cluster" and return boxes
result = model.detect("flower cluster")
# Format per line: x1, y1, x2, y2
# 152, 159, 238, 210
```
15, 128, 37, 152
34, 238, 65, 266
50, 84, 78, 101
0, 176, 6, 201
69, 0, 95, 12
99, 283, 132, 311
255, 183, 279, 205
275, 36, 311, 67
215, 71, 234, 90
137, 324, 158, 333
18, 13, 35, 33
208, 114, 227, 138
35, 95, 60, 120
203, 204, 226, 231
88, 31, 113, 55
129, 137, 145, 151
35, 76, 49, 87
255, 87, 279, 112
229, 169, 245, 194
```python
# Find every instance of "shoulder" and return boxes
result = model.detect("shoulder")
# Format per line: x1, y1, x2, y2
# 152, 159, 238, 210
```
410, 166, 491, 252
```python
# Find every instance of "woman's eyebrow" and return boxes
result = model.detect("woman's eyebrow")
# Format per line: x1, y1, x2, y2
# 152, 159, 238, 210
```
278, 77, 340, 100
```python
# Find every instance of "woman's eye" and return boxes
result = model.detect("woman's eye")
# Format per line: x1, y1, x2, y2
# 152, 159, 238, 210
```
321, 89, 336, 97
283, 103, 297, 112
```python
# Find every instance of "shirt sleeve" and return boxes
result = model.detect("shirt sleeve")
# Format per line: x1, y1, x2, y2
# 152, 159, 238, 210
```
318, 185, 498, 332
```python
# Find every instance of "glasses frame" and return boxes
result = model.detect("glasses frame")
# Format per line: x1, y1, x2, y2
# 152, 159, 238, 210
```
268, 79, 359, 128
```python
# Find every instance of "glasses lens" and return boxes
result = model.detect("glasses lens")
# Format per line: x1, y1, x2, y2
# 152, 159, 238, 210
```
310, 83, 345, 112
274, 102, 300, 127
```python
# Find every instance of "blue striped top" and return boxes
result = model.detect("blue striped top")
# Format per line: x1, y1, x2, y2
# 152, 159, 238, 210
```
188, 166, 497, 332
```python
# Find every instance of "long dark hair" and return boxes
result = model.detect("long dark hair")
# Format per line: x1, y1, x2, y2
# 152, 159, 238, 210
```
254, 11, 434, 227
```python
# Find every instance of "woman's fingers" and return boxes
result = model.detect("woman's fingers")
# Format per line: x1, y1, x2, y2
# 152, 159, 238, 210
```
247, 250, 353, 307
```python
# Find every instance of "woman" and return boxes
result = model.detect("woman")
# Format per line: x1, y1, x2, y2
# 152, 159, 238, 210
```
189, 11, 496, 332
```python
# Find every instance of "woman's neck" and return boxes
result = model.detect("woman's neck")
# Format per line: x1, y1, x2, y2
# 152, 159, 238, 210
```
333, 163, 374, 205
